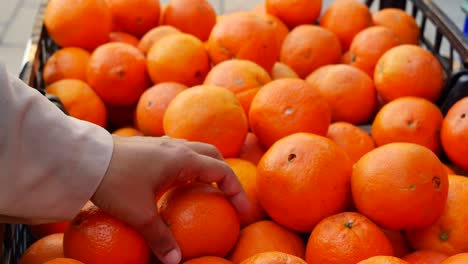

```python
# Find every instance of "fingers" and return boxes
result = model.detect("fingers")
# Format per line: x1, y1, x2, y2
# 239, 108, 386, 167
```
183, 142, 224, 161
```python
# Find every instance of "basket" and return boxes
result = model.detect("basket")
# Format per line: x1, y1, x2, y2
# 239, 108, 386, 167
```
2, 0, 467, 263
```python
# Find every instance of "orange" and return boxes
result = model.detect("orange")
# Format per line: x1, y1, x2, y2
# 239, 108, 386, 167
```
184, 257, 233, 264
320, 0, 373, 51
238, 132, 266, 165
265, 0, 322, 28
373, 8, 420, 45
108, 31, 140, 46
137, 25, 181, 54
240, 252, 307, 264
112, 127, 143, 137
280, 25, 342, 78
204, 59, 272, 115
43, 259, 84, 264
348, 26, 401, 77
105, 0, 160, 37
270, 62, 299, 80
225, 159, 266, 227
29, 221, 70, 239
158, 183, 240, 260
441, 253, 468, 264
405, 175, 468, 255
441, 97, 468, 171
341, 51, 353, 64
86, 42, 149, 106
351, 142, 449, 230
402, 250, 448, 264
63, 205, 150, 264
44, 0, 111, 50
306, 64, 377, 125
206, 12, 280, 72
306, 212, 394, 264
442, 164, 456, 175
19, 233, 64, 264
163, 85, 248, 158
326, 122, 376, 163
371, 97, 443, 154
162, 0, 216, 41
358, 256, 409, 264
135, 82, 187, 137
257, 133, 352, 232
46, 79, 107, 128
257, 14, 289, 52
249, 78, 331, 148
147, 33, 210, 86
380, 229, 410, 258
43, 47, 90, 85
228, 220, 305, 264
374, 45, 444, 103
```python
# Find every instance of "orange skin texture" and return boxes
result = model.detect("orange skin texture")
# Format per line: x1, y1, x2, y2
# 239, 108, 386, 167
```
249, 78, 331, 148
108, 32, 140, 47
306, 212, 394, 264
204, 59, 272, 115
112, 127, 144, 137
348, 26, 401, 78
374, 45, 444, 103
326, 122, 376, 163
240, 252, 307, 264
381, 228, 410, 258
86, 42, 149, 106
320, 0, 373, 51
206, 12, 280, 72
63, 206, 150, 264
147, 33, 210, 86
402, 250, 448, 264
43, 259, 84, 264
225, 159, 266, 227
46, 79, 107, 128
249, 4, 289, 51
270, 62, 299, 80
183, 256, 233, 264
280, 25, 342, 78
163, 85, 248, 158
373, 8, 420, 45
257, 133, 352, 232
440, 253, 468, 264
228, 220, 305, 264
306, 64, 377, 125
357, 256, 409, 264
162, 0, 216, 41
43, 47, 91, 85
238, 132, 266, 165
19, 234, 64, 264
265, 0, 322, 28
351, 142, 449, 230
371, 96, 444, 155
44, 0, 111, 51
341, 51, 352, 64
138, 25, 181, 54
406, 175, 468, 255
158, 183, 240, 260
135, 82, 187, 136
29, 221, 70, 239
105, 0, 160, 37
441, 97, 468, 171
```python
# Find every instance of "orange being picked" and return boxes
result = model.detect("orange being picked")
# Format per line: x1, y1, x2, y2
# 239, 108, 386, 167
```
441, 97, 468, 171
257, 133, 352, 232
402, 250, 448, 264
374, 45, 444, 103
249, 78, 331, 148
373, 8, 420, 45
265, 0, 322, 28
306, 64, 377, 125
351, 142, 449, 230
371, 97, 444, 154
228, 220, 305, 264
137, 25, 181, 54
380, 229, 410, 258
358, 256, 409, 264
238, 132, 266, 165
147, 33, 210, 86
43, 259, 84, 264
135, 82, 187, 137
204, 59, 272, 115
320, 0, 373, 51
163, 85, 248, 158
158, 183, 240, 259
43, 47, 90, 85
108, 31, 140, 46
326, 122, 375, 163
441, 253, 468, 264
29, 221, 70, 239
280, 25, 342, 78
46, 79, 107, 128
112, 127, 143, 137
271, 62, 299, 80
44, 0, 111, 50
162, 0, 216, 41
63, 205, 150, 264
86, 42, 149, 106
306, 212, 393, 264
184, 257, 233, 264
105, 0, 160, 37
19, 233, 64, 264
240, 252, 307, 264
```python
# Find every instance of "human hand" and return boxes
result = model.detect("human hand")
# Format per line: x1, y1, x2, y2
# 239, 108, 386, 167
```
91, 136, 251, 264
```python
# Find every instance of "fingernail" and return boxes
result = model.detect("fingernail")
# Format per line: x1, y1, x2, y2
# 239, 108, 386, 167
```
164, 249, 181, 264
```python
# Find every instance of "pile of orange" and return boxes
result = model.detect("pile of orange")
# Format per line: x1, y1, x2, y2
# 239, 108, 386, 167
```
20, 0, 468, 263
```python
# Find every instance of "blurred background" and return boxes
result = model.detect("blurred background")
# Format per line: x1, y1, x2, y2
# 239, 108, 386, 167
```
0, 0, 465, 76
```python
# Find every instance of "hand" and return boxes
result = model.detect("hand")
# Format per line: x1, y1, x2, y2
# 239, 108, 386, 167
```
91, 136, 251, 264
